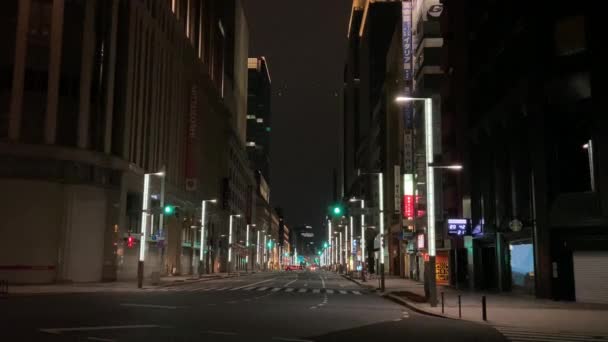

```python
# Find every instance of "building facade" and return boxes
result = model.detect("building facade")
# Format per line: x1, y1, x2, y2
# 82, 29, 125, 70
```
440, 0, 605, 303
0, 0, 251, 283
246, 56, 272, 184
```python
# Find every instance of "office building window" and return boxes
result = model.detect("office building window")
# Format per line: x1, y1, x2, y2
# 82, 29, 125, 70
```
0, 0, 18, 138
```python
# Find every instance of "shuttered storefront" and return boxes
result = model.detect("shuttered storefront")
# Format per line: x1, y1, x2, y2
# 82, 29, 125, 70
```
573, 251, 608, 304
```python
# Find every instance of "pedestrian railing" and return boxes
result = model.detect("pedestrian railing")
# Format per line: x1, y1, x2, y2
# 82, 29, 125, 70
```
439, 291, 488, 321
0, 279, 8, 297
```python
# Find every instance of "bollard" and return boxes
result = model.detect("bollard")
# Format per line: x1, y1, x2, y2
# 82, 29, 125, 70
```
441, 292, 444, 313
458, 295, 462, 318
482, 296, 487, 321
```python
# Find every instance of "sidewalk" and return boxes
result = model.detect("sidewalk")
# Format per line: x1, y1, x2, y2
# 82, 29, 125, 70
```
344, 274, 608, 334
5, 272, 245, 295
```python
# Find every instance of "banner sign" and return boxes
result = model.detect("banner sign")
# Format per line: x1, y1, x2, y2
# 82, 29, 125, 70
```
185, 85, 199, 191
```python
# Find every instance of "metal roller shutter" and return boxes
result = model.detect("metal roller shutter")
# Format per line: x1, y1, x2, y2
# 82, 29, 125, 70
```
573, 251, 608, 304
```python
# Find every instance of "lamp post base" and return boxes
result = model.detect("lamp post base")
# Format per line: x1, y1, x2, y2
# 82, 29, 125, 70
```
137, 261, 144, 289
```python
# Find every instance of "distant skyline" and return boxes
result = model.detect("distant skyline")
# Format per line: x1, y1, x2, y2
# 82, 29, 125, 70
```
243, 0, 352, 236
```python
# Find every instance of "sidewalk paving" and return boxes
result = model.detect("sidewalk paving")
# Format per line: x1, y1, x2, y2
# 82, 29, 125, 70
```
5, 272, 248, 295
344, 274, 608, 334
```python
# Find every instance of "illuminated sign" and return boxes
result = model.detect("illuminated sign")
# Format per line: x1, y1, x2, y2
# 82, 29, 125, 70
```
447, 218, 468, 236
403, 195, 415, 218
417, 234, 425, 249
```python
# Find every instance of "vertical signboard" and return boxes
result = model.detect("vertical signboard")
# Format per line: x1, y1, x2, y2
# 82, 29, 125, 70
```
403, 173, 415, 219
185, 85, 198, 191
403, 131, 413, 171
394, 165, 401, 215
436, 254, 449, 284
401, 1, 414, 129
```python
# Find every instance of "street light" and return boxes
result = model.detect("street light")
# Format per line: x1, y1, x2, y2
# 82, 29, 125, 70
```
350, 197, 366, 281
228, 214, 242, 273
395, 95, 437, 305
138, 170, 165, 289
246, 224, 256, 272
327, 219, 332, 268
199, 199, 217, 277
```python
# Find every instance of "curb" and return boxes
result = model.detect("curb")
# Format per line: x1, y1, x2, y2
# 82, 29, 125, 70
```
159, 273, 248, 287
384, 293, 450, 319
341, 274, 375, 291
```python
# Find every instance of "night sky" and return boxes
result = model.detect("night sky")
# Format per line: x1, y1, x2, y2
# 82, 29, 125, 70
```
242, 0, 352, 240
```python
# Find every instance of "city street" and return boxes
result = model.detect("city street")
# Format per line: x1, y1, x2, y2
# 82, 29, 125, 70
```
1, 271, 505, 342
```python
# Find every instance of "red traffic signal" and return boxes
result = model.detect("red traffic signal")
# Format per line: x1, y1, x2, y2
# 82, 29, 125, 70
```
127, 236, 134, 248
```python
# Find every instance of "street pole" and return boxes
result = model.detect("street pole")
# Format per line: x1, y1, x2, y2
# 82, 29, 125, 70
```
138, 174, 151, 289
349, 216, 354, 273
424, 98, 438, 307
328, 219, 332, 270
361, 200, 366, 281
378, 173, 385, 292
228, 214, 240, 274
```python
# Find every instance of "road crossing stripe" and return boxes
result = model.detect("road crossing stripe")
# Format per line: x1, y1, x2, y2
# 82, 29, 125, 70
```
326, 289, 334, 294
313, 289, 320, 294
285, 288, 294, 292
271, 287, 281, 292
298, 289, 307, 293
339, 290, 347, 294
352, 291, 361, 295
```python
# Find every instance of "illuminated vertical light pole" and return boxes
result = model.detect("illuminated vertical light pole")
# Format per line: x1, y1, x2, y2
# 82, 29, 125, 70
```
256, 230, 260, 267
349, 215, 354, 272
137, 174, 151, 288
199, 199, 217, 277
328, 219, 332, 268
339, 231, 343, 268
378, 172, 385, 292
395, 96, 437, 306
228, 214, 241, 273
360, 200, 366, 281
246, 224, 253, 272
263, 234, 267, 270
423, 97, 438, 307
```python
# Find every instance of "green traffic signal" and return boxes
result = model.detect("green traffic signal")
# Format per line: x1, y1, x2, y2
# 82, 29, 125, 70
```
333, 206, 342, 215
164, 205, 175, 215
323, 242, 329, 248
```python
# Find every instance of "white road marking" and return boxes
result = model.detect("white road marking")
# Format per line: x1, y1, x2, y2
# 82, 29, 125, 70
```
87, 338, 116, 342
309, 306, 317, 310
352, 291, 362, 295
326, 289, 334, 294
257, 287, 269, 291
121, 304, 179, 310
284, 279, 298, 287
40, 325, 164, 334
304, 283, 308, 287
313, 289, 320, 294
393, 318, 402, 322
298, 288, 307, 293
230, 278, 276, 291
285, 288, 294, 292
320, 276, 326, 288
271, 287, 281, 292
339, 290, 347, 294
214, 287, 230, 291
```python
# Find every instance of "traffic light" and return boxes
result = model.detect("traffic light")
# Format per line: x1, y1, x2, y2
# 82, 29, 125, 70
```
323, 241, 328, 249
267, 240, 273, 249
329, 203, 345, 217
127, 236, 134, 248
163, 205, 175, 215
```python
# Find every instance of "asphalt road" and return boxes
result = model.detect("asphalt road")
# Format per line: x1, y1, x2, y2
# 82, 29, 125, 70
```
1, 271, 506, 341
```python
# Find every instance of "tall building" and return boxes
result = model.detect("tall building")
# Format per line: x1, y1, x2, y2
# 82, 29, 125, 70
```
441, 1, 604, 303
246, 57, 272, 183
0, 0, 251, 283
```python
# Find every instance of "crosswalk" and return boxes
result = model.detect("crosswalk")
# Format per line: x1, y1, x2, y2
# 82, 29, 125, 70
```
155, 285, 366, 295
495, 326, 608, 342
